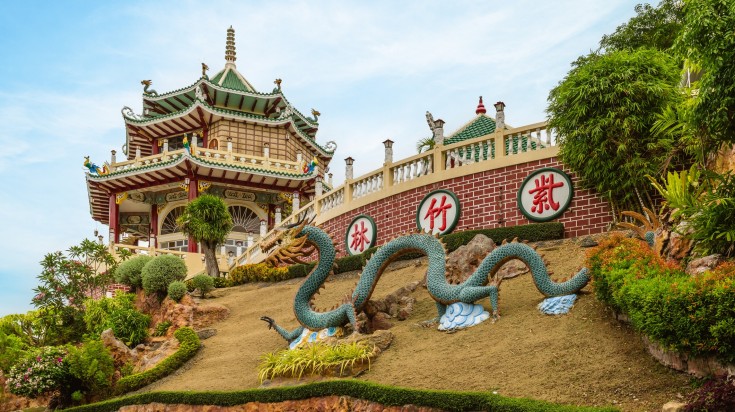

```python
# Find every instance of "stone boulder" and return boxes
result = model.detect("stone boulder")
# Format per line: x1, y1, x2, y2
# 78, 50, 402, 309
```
359, 281, 419, 333
686, 254, 723, 276
101, 328, 137, 367
446, 234, 495, 284
495, 259, 529, 280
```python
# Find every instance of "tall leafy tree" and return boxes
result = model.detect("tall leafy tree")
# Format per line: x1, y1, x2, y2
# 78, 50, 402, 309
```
177, 194, 233, 278
547, 48, 682, 213
32, 239, 118, 344
600, 0, 684, 52
675, 0, 735, 149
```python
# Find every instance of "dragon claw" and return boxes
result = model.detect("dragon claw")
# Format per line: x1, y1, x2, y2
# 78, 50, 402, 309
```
260, 316, 275, 330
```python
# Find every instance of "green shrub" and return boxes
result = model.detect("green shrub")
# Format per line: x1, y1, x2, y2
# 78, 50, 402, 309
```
108, 308, 150, 348
212, 276, 229, 288
64, 380, 616, 412
153, 321, 172, 337
0, 330, 29, 373
114, 255, 153, 290
141, 255, 188, 296
65, 340, 115, 400
167, 281, 187, 302
84, 294, 149, 347
191, 274, 214, 298
229, 263, 290, 285
336, 254, 363, 273
258, 341, 375, 382
587, 235, 735, 362
114, 327, 200, 395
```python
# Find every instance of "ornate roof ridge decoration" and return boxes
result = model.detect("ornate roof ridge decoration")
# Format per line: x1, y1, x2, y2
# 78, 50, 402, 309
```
141, 79, 319, 127
122, 96, 336, 156
444, 113, 498, 146
85, 150, 319, 182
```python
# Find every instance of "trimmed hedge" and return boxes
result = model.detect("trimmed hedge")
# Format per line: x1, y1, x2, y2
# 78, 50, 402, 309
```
587, 235, 735, 363
113, 327, 200, 395
63, 380, 616, 412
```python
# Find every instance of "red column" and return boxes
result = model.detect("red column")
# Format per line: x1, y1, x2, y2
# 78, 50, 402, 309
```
108, 194, 120, 244
150, 205, 158, 248
187, 177, 199, 253
202, 128, 208, 149
152, 139, 159, 155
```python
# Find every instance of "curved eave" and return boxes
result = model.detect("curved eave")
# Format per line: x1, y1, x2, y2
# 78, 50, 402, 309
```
124, 99, 334, 158
141, 79, 319, 134
85, 152, 318, 224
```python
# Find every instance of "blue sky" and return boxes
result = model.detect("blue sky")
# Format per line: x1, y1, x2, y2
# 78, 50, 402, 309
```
0, 0, 640, 316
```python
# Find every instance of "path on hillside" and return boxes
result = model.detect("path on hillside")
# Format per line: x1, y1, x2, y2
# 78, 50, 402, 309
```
143, 238, 692, 412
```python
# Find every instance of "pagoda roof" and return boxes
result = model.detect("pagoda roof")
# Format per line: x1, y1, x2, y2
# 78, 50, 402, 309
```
444, 114, 497, 145
86, 150, 320, 224
125, 26, 331, 160
123, 90, 335, 160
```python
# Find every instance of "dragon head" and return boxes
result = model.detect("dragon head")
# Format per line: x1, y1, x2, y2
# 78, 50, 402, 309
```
261, 216, 315, 266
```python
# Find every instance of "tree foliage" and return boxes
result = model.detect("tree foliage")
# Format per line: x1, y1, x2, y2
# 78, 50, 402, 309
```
547, 48, 682, 211
31, 239, 118, 344
675, 0, 735, 147
177, 194, 233, 277
600, 0, 684, 52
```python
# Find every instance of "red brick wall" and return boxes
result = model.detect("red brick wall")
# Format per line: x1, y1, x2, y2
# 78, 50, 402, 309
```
321, 157, 612, 258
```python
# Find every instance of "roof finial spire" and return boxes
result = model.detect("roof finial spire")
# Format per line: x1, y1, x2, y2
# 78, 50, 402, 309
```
225, 26, 236, 67
475, 96, 487, 115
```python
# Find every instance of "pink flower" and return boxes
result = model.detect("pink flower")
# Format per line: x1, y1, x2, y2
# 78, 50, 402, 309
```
36, 356, 41, 362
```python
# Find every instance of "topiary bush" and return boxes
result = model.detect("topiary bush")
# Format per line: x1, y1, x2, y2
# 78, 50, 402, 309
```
167, 281, 187, 302
141, 255, 188, 297
190, 274, 214, 298
114, 255, 153, 290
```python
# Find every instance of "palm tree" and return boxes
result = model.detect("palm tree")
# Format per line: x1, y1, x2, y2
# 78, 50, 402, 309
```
416, 136, 435, 154
177, 194, 233, 277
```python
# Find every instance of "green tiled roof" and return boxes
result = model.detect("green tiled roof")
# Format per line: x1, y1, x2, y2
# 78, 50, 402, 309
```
444, 115, 496, 145
221, 69, 252, 92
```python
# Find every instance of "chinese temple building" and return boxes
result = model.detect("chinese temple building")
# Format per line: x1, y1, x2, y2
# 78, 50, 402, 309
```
85, 27, 335, 261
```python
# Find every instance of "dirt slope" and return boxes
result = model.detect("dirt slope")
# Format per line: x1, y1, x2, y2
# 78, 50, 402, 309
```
142, 238, 692, 412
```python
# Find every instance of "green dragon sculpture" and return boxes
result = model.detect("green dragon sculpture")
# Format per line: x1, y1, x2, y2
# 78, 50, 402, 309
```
260, 220, 590, 342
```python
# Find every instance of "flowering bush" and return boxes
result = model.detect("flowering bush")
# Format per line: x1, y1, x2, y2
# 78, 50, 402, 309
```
587, 235, 735, 362
6, 346, 67, 398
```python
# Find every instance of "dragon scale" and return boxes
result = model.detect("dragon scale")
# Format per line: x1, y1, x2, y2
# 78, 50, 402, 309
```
262, 225, 590, 342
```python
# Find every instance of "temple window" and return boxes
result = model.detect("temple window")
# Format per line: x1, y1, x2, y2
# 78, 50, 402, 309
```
208, 139, 219, 150
161, 206, 185, 235
228, 205, 260, 233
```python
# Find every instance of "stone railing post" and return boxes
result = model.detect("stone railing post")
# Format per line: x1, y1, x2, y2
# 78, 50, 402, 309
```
163, 139, 169, 153
328, 173, 333, 186
274, 207, 282, 225
259, 220, 267, 238
292, 191, 300, 214
383, 139, 394, 165
345, 157, 354, 180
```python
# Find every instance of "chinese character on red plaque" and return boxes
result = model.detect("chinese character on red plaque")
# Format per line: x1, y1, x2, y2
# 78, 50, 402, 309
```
416, 189, 461, 235
517, 168, 573, 222
345, 215, 377, 255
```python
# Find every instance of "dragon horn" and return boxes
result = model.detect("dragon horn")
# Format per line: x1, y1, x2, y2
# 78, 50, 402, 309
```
501, 239, 508, 245
512, 237, 519, 243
